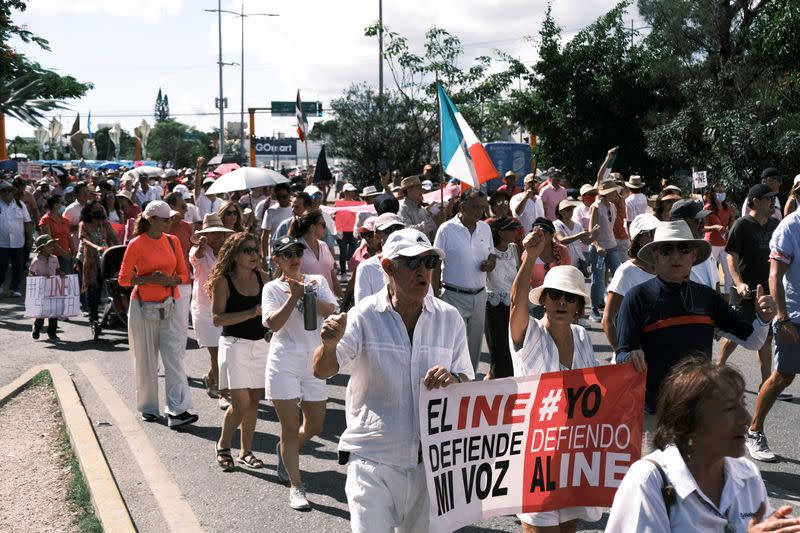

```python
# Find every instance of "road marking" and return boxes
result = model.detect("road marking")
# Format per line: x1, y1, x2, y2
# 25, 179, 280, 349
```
79, 362, 203, 532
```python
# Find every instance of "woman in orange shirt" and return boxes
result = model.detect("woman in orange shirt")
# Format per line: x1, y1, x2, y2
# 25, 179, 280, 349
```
119, 201, 197, 428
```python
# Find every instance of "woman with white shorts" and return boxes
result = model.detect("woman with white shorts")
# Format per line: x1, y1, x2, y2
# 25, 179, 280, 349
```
208, 232, 269, 472
262, 235, 337, 511
189, 213, 232, 406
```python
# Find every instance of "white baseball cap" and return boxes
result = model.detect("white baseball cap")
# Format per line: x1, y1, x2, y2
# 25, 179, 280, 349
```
173, 184, 191, 200
143, 200, 178, 219
304, 185, 322, 196
360, 216, 378, 233
342, 183, 357, 192
382, 228, 444, 260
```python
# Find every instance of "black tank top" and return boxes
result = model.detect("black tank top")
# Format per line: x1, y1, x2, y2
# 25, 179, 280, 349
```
221, 272, 268, 341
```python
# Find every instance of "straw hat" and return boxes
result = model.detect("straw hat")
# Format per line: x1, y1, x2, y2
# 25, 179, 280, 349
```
361, 185, 381, 197
400, 175, 422, 190
115, 190, 134, 203
638, 220, 712, 266
529, 265, 588, 306
625, 175, 645, 189
597, 181, 620, 196
579, 183, 598, 196
557, 199, 581, 212
190, 213, 234, 244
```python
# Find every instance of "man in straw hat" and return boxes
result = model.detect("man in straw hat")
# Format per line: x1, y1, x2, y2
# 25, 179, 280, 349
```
397, 175, 436, 240
615, 220, 775, 418
314, 228, 473, 533
624, 175, 648, 223
497, 170, 520, 197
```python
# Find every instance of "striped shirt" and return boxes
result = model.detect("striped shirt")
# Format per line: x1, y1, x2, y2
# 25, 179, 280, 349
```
510, 318, 598, 378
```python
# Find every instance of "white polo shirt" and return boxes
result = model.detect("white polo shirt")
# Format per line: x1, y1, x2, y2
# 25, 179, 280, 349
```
606, 445, 771, 533
336, 287, 475, 468
434, 216, 493, 290
510, 192, 545, 233
0, 198, 31, 248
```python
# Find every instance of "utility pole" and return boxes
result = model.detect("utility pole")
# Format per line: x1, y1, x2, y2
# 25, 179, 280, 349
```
378, 0, 384, 110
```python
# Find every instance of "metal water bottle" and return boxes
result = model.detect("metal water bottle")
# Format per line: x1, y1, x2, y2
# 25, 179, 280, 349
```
303, 283, 317, 331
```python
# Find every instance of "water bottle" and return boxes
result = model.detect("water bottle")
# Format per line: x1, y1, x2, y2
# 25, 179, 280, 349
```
303, 283, 317, 331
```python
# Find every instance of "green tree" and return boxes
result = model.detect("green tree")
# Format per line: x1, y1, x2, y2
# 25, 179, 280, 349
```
154, 88, 169, 123
148, 119, 210, 168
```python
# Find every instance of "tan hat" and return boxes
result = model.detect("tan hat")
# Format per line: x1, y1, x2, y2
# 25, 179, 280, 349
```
529, 265, 589, 306
401, 175, 422, 190
579, 183, 598, 196
523, 173, 537, 184
361, 185, 381, 197
625, 175, 645, 189
190, 213, 234, 244
637, 220, 712, 266
116, 190, 134, 202
557, 199, 581, 212
504, 170, 517, 178
598, 181, 620, 196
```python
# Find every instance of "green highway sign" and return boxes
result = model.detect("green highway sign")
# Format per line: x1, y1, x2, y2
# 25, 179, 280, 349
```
182, 132, 202, 141
271, 101, 323, 117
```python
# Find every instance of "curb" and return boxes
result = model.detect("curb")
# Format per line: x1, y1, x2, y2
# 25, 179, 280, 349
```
0, 364, 136, 533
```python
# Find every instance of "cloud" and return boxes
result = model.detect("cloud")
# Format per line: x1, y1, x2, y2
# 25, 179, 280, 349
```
27, 0, 184, 23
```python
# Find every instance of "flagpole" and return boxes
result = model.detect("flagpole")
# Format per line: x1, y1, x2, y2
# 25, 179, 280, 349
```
304, 138, 311, 186
436, 73, 444, 209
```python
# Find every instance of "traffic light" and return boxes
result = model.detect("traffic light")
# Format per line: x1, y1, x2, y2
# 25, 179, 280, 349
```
317, 102, 323, 117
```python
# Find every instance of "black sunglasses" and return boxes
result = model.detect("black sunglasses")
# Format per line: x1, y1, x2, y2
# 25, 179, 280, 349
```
379, 225, 403, 236
224, 210, 239, 217
278, 249, 304, 259
401, 255, 441, 270
657, 243, 694, 256
545, 288, 581, 304
241, 246, 259, 256
361, 231, 375, 239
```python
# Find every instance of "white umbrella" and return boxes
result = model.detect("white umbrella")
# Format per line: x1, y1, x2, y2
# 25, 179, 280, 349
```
206, 166, 289, 195
121, 166, 162, 181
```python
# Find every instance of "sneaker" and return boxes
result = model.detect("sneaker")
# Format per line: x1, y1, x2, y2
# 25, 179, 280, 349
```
31, 326, 41, 340
289, 484, 311, 511
590, 308, 603, 322
141, 413, 159, 422
47, 333, 61, 341
218, 397, 231, 410
778, 391, 794, 401
276, 441, 290, 484
167, 411, 198, 428
746, 430, 777, 462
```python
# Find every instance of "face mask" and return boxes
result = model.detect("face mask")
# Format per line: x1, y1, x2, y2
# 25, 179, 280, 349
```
92, 211, 107, 220
58, 206, 66, 215
716, 193, 726, 202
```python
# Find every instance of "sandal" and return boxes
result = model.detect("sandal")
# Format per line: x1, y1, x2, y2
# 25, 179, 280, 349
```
237, 452, 265, 469
203, 375, 220, 399
215, 444, 235, 472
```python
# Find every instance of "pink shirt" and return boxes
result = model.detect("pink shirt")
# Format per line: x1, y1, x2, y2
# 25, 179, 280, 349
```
539, 184, 568, 221
30, 254, 59, 277
299, 237, 335, 290
189, 246, 216, 312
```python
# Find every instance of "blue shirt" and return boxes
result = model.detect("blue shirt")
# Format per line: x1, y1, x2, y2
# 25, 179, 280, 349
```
770, 210, 800, 322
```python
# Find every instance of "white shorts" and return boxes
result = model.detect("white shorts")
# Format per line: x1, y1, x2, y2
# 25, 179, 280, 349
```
518, 506, 602, 527
345, 455, 429, 533
265, 349, 326, 401
217, 336, 267, 391
191, 305, 222, 347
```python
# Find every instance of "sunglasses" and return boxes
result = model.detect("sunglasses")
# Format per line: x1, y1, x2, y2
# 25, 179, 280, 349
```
657, 243, 694, 256
223, 210, 238, 217
401, 255, 441, 270
379, 225, 403, 236
545, 288, 581, 304
278, 249, 304, 259
361, 231, 375, 239
240, 246, 259, 256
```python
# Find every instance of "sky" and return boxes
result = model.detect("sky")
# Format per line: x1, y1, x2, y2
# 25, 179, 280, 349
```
6, 0, 642, 144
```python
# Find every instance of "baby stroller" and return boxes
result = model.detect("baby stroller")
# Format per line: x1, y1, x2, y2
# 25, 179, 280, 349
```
95, 244, 131, 340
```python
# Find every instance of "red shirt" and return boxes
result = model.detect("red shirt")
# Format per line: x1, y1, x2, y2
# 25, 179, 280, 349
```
612, 194, 629, 239
39, 212, 71, 257
704, 203, 732, 247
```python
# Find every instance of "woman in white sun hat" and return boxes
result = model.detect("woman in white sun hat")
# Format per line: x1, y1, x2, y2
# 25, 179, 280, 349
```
509, 226, 602, 532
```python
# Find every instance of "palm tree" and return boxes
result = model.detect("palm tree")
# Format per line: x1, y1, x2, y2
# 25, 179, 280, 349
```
0, 75, 64, 160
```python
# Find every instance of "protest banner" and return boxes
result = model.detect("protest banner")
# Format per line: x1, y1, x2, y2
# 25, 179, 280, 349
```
419, 364, 644, 532
692, 170, 708, 189
24, 275, 81, 318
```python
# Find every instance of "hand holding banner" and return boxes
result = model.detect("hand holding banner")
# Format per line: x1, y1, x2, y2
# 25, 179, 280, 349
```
419, 364, 645, 533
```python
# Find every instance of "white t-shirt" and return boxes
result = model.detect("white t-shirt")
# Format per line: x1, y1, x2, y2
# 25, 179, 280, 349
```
189, 246, 216, 313
433, 216, 493, 290
510, 192, 545, 233
184, 203, 201, 224
261, 274, 337, 354
261, 204, 292, 232
625, 193, 648, 221
353, 254, 385, 304
607, 260, 654, 296
196, 195, 223, 219
553, 219, 585, 265
486, 244, 518, 306
690, 256, 720, 289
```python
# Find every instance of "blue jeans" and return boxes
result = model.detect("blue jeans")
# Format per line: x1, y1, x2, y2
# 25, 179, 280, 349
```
589, 245, 621, 309
336, 232, 358, 273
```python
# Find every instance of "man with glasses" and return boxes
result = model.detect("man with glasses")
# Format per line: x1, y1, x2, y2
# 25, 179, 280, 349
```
741, 167, 784, 221
434, 189, 495, 372
353, 213, 406, 304
669, 199, 720, 289
615, 220, 775, 417
313, 228, 473, 533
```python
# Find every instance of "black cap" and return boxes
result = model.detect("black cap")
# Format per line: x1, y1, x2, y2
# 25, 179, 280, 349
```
761, 167, 781, 180
748, 183, 779, 201
669, 199, 711, 221
272, 236, 306, 255
532, 217, 556, 234
490, 217, 522, 233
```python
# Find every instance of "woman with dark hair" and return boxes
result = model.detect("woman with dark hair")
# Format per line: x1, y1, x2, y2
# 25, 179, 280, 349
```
289, 210, 341, 297
654, 190, 681, 221
606, 358, 800, 532
38, 194, 75, 273
704, 182, 735, 296
484, 217, 521, 379
510, 228, 601, 532
217, 200, 245, 232
208, 232, 269, 472
601, 214, 660, 351
118, 201, 195, 427
78, 198, 120, 336
101, 188, 124, 224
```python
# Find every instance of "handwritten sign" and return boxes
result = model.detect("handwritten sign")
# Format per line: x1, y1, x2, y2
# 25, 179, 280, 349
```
24, 275, 81, 318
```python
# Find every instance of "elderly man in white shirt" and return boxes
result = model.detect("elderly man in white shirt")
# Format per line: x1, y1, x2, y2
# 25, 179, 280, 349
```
314, 228, 473, 533
0, 181, 32, 296
510, 173, 545, 233
434, 189, 495, 372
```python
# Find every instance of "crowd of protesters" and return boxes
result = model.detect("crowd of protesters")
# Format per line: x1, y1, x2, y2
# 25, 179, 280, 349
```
2, 151, 800, 532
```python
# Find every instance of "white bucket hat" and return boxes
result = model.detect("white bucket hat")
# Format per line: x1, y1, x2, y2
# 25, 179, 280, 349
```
529, 265, 589, 306
629, 213, 660, 239
638, 220, 712, 266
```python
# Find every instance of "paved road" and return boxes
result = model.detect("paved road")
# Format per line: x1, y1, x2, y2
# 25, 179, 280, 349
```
2, 288, 799, 532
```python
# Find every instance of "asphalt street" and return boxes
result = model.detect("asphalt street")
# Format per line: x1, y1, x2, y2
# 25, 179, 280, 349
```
2, 286, 799, 532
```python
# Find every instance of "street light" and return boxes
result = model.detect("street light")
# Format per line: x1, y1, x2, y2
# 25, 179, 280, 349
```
206, 3, 279, 160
